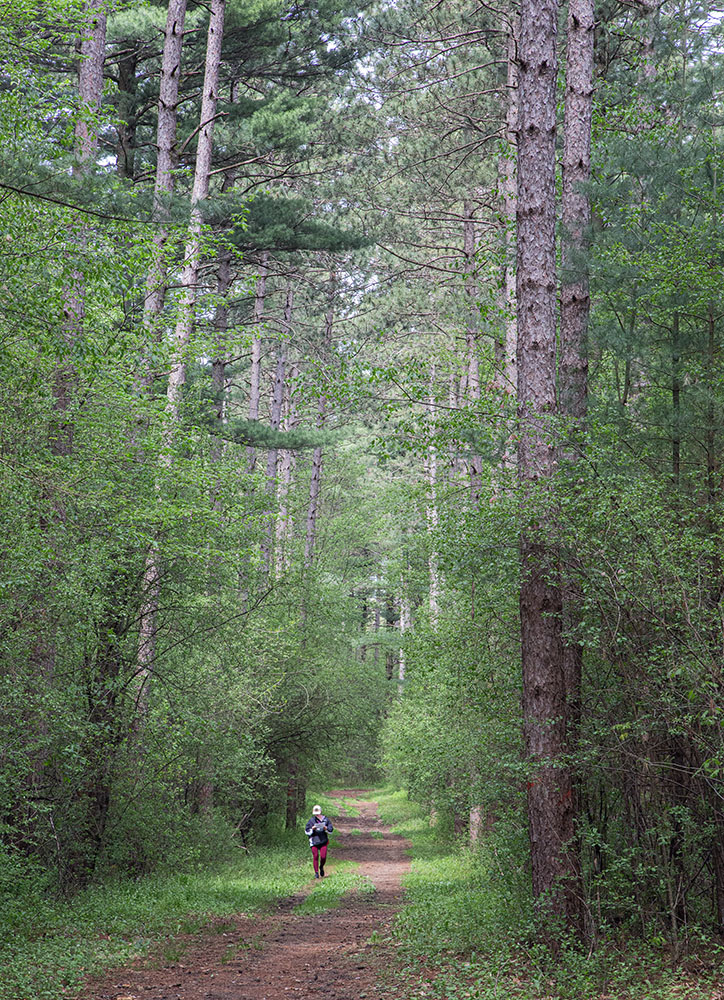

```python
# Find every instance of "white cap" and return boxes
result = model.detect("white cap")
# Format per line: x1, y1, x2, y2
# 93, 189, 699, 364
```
312, 804, 322, 815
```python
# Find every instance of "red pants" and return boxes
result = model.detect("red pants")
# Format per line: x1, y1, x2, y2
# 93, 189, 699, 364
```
311, 843, 327, 874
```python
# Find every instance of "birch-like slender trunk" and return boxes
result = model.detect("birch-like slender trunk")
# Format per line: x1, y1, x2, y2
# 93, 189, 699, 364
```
166, 0, 226, 425
136, 0, 225, 719
135, 0, 188, 716
426, 365, 440, 626
517, 0, 579, 934
398, 583, 411, 693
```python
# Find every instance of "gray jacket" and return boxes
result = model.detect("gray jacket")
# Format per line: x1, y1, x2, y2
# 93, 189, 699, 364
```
305, 814, 333, 847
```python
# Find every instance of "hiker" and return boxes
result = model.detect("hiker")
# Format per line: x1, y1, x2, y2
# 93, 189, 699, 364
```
305, 804, 333, 879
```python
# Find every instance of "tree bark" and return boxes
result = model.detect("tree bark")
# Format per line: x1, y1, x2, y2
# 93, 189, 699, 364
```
166, 0, 226, 426
560, 0, 593, 432
517, 0, 580, 934
462, 202, 484, 501
248, 254, 269, 472
54, 0, 107, 457
304, 289, 334, 568
398, 580, 411, 693
74, 0, 107, 162
558, 0, 594, 937
276, 360, 299, 576
496, 22, 519, 407
426, 367, 441, 626
141, 0, 187, 390
262, 285, 292, 573
136, 0, 223, 720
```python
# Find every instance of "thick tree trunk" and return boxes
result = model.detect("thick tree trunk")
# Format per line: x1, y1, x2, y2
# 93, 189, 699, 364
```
558, 0, 594, 937
560, 0, 593, 432
74, 0, 107, 162
115, 47, 138, 179
517, 0, 581, 935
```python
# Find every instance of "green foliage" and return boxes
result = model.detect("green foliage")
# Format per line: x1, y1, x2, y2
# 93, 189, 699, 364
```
0, 834, 319, 1000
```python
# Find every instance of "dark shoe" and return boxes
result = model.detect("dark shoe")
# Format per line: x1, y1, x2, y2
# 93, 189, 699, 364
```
320, 868, 325, 878
314, 872, 320, 879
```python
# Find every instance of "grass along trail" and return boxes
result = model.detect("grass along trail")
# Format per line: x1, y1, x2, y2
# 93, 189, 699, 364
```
77, 791, 411, 1000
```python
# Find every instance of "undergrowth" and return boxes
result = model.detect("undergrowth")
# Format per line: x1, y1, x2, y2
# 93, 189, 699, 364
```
0, 798, 359, 1000
374, 787, 724, 1000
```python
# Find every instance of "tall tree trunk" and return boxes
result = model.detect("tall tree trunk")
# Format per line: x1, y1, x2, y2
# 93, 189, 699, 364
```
426, 366, 441, 626
304, 291, 334, 568
166, 0, 226, 425
462, 203, 484, 501
276, 360, 299, 576
136, 0, 224, 720
672, 310, 680, 486
558, 0, 594, 938
162, 0, 225, 812
385, 591, 397, 680
517, 0, 580, 935
141, 0, 187, 390
39, 0, 106, 705
398, 578, 411, 693
262, 285, 292, 573
74, 0, 107, 162
54, 0, 107, 457
207, 247, 234, 596
115, 45, 138, 179
496, 22, 519, 408
248, 254, 269, 472
560, 0, 593, 434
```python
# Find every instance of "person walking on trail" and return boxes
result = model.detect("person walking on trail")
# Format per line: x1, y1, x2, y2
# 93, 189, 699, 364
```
305, 804, 333, 879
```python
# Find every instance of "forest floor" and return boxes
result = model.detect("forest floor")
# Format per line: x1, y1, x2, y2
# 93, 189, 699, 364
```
75, 790, 411, 1000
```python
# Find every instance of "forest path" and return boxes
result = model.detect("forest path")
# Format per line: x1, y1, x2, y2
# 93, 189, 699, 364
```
80, 790, 411, 1000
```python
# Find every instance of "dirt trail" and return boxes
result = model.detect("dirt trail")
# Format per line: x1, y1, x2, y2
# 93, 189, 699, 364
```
79, 790, 411, 1000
